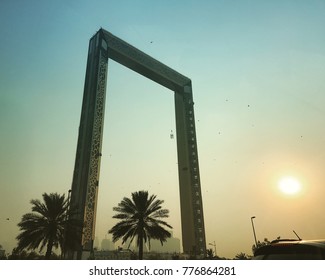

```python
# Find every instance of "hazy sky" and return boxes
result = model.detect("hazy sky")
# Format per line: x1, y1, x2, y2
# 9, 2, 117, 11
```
1, 0, 325, 258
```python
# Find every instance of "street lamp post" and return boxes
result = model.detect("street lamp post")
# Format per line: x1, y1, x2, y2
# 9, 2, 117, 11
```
251, 216, 258, 247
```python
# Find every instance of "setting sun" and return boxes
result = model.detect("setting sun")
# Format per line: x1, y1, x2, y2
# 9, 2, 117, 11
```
278, 176, 302, 195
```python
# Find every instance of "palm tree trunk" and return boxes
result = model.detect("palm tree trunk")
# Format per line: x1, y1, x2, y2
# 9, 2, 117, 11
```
45, 238, 54, 259
138, 222, 144, 260
138, 235, 143, 260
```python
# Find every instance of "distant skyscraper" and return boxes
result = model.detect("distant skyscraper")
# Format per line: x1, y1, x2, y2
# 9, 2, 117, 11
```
101, 238, 115, 251
150, 232, 181, 253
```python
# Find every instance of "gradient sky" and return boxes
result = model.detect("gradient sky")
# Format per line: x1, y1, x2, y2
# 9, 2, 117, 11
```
1, 0, 325, 259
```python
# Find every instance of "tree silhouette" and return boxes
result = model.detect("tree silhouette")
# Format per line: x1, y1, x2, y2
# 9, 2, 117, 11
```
252, 237, 275, 253
16, 192, 81, 259
206, 248, 214, 259
234, 252, 251, 260
109, 190, 172, 260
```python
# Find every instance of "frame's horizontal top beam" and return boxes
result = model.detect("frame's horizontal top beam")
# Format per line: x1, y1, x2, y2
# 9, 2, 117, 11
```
101, 29, 190, 92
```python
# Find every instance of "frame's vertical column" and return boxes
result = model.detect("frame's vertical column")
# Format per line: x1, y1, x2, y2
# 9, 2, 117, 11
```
69, 30, 109, 259
175, 83, 206, 257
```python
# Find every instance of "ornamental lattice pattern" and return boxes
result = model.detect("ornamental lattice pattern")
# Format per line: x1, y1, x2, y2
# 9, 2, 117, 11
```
82, 49, 108, 248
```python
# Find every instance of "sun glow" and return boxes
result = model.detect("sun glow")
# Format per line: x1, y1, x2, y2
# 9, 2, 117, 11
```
278, 176, 302, 195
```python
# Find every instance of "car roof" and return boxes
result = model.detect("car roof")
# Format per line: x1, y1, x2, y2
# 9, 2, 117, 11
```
253, 239, 325, 259
254, 239, 325, 254
270, 239, 325, 247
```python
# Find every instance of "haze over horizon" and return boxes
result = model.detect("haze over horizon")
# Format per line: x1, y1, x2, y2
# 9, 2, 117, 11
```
1, 0, 325, 259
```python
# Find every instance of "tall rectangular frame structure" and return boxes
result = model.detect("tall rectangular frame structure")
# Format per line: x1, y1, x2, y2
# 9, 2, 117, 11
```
70, 29, 206, 258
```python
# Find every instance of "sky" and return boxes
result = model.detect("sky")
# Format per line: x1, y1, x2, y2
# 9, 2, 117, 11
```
1, 0, 325, 259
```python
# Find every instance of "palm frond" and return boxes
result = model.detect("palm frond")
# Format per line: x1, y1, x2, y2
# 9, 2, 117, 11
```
108, 190, 172, 259
16, 192, 81, 259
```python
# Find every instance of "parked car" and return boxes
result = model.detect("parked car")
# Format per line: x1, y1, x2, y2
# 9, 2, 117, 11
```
253, 239, 325, 260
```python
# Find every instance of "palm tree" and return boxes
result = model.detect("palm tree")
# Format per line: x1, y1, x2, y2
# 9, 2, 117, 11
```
16, 192, 81, 259
109, 190, 172, 260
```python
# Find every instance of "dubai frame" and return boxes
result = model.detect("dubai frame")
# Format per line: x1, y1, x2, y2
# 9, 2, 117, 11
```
69, 29, 206, 259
